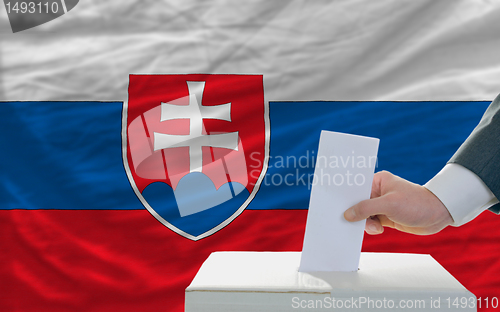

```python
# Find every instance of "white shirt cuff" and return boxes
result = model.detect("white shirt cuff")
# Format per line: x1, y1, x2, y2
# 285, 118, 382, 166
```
424, 163, 499, 226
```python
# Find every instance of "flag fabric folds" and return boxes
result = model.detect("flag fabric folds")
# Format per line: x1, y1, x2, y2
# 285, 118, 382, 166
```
2, 1, 500, 312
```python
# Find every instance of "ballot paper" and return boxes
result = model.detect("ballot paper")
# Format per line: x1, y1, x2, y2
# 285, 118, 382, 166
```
299, 131, 379, 272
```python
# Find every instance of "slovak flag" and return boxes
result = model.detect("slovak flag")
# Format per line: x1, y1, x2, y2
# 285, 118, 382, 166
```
3, 1, 500, 311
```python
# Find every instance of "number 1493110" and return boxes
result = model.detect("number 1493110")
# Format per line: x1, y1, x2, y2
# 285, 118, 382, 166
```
5, 1, 60, 14
445, 297, 499, 309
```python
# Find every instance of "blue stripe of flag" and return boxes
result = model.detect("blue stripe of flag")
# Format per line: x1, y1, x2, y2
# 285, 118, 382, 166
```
0, 101, 490, 210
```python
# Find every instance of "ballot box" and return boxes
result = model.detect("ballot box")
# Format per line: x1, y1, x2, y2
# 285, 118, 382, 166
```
185, 251, 476, 312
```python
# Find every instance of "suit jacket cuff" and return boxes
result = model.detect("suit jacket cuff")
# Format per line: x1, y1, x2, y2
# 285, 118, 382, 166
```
448, 94, 500, 209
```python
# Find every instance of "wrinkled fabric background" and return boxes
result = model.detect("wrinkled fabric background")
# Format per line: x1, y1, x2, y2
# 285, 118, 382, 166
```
1, 1, 500, 311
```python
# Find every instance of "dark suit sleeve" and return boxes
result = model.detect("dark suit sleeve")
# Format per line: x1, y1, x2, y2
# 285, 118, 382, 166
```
449, 93, 500, 213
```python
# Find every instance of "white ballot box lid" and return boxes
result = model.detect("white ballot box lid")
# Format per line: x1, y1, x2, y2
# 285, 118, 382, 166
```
185, 252, 476, 312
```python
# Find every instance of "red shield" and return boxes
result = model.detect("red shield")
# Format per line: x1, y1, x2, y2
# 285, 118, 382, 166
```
122, 74, 268, 240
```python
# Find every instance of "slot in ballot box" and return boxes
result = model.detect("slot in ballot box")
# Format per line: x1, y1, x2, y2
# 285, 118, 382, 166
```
185, 252, 476, 312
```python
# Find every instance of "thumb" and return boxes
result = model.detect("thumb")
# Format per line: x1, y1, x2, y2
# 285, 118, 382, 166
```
344, 196, 392, 222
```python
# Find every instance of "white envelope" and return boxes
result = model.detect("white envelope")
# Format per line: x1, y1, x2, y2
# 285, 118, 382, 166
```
299, 131, 379, 272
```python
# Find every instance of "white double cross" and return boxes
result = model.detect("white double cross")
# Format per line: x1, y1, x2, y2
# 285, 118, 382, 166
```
153, 81, 239, 173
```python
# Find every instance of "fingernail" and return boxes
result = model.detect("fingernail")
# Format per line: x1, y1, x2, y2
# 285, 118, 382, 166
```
368, 224, 379, 233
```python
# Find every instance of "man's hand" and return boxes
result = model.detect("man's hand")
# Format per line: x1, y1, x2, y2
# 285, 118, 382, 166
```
344, 171, 454, 235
